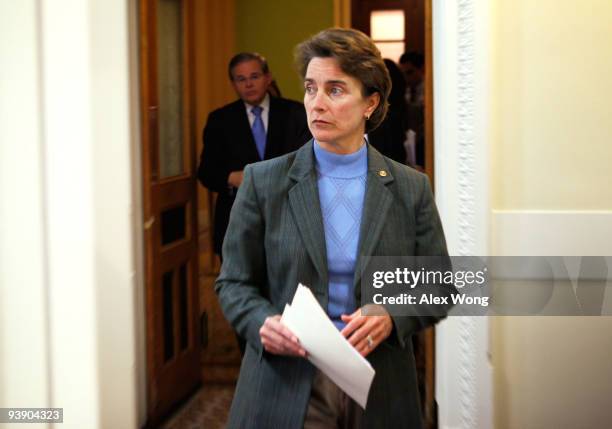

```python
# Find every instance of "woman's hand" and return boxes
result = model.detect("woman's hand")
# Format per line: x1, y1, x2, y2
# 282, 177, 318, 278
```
259, 315, 307, 357
340, 305, 393, 357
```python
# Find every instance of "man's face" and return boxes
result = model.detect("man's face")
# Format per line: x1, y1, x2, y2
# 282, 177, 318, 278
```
230, 59, 272, 106
400, 62, 423, 87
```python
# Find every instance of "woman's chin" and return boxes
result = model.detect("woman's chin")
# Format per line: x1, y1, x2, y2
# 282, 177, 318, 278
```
310, 131, 336, 145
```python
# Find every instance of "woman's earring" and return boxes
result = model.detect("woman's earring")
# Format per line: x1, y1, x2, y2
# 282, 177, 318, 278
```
365, 113, 371, 120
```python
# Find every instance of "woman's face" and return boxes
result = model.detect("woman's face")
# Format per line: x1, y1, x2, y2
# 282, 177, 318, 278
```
304, 57, 379, 153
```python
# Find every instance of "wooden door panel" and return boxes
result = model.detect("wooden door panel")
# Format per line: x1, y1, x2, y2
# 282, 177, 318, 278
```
153, 261, 200, 410
159, 179, 193, 204
139, 0, 200, 426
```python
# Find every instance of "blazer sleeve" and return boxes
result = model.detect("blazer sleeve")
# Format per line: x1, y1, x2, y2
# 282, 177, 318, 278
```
214, 165, 278, 355
197, 111, 231, 193
389, 173, 454, 348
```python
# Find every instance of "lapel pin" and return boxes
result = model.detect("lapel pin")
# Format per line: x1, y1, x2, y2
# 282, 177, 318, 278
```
378, 170, 388, 177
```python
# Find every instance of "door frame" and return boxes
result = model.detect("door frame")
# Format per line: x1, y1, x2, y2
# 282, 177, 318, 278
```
138, 0, 202, 426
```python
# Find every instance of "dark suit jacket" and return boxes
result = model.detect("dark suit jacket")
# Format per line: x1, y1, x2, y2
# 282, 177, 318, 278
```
215, 141, 451, 428
197, 96, 311, 254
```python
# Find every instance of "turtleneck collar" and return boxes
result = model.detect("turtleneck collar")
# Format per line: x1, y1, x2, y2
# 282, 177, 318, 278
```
313, 140, 368, 179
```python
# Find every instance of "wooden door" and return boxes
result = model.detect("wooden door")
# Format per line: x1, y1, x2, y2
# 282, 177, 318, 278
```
351, 0, 425, 55
139, 0, 200, 425
351, 0, 434, 180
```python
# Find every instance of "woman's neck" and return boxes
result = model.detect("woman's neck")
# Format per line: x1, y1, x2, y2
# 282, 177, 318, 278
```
316, 135, 366, 155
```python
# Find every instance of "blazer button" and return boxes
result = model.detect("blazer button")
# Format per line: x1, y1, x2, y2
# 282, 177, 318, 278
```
378, 170, 387, 177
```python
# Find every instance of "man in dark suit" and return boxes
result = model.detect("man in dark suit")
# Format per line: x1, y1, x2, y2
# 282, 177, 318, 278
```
197, 52, 311, 258
198, 52, 311, 354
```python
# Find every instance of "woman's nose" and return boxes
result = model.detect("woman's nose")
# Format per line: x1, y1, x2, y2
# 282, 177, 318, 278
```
311, 91, 326, 111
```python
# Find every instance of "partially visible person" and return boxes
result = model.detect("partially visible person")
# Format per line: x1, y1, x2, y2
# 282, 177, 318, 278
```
215, 29, 451, 428
367, 58, 407, 164
399, 51, 425, 105
197, 52, 311, 354
198, 52, 311, 258
399, 51, 425, 168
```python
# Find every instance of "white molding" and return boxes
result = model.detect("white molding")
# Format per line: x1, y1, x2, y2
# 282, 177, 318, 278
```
433, 0, 493, 428
37, 0, 138, 427
492, 210, 612, 256
0, 0, 51, 407
3, 2, 140, 426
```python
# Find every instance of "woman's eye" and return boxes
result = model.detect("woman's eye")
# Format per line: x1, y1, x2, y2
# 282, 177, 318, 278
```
330, 87, 343, 96
305, 86, 315, 95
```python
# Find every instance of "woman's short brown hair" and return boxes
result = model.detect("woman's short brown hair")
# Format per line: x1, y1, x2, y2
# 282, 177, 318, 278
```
294, 28, 391, 132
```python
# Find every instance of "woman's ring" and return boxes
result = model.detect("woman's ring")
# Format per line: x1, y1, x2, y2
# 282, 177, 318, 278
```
366, 335, 374, 348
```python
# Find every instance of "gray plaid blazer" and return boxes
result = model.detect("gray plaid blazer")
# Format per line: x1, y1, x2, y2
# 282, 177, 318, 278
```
215, 141, 449, 428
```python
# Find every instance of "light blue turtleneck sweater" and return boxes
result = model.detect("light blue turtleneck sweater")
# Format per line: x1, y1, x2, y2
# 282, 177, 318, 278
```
313, 141, 368, 330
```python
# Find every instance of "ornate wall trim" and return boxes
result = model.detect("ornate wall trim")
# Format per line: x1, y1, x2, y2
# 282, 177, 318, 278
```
456, 0, 477, 257
434, 0, 493, 427
456, 1, 479, 428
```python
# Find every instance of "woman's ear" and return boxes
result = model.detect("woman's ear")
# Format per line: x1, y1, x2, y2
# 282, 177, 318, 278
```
365, 92, 380, 118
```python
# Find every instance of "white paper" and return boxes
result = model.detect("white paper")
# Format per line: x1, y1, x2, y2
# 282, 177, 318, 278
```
281, 284, 375, 408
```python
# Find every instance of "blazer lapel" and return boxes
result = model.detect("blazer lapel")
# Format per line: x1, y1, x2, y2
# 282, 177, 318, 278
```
353, 145, 395, 292
287, 141, 329, 293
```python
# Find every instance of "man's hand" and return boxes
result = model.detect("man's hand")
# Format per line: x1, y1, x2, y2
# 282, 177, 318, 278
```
259, 315, 306, 357
340, 305, 393, 357
228, 170, 244, 188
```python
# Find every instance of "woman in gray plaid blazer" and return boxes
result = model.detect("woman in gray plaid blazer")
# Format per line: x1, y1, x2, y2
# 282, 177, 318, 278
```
215, 28, 450, 429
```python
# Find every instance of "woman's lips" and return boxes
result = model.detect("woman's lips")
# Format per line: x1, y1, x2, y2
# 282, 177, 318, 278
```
312, 119, 331, 125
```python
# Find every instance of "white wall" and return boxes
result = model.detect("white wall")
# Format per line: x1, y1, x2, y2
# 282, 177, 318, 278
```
0, 1, 143, 428
434, 1, 612, 428
491, 0, 612, 210
489, 1, 612, 428
0, 0, 51, 416
491, 211, 612, 428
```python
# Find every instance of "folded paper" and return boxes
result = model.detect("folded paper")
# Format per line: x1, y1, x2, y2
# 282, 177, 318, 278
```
281, 284, 375, 408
